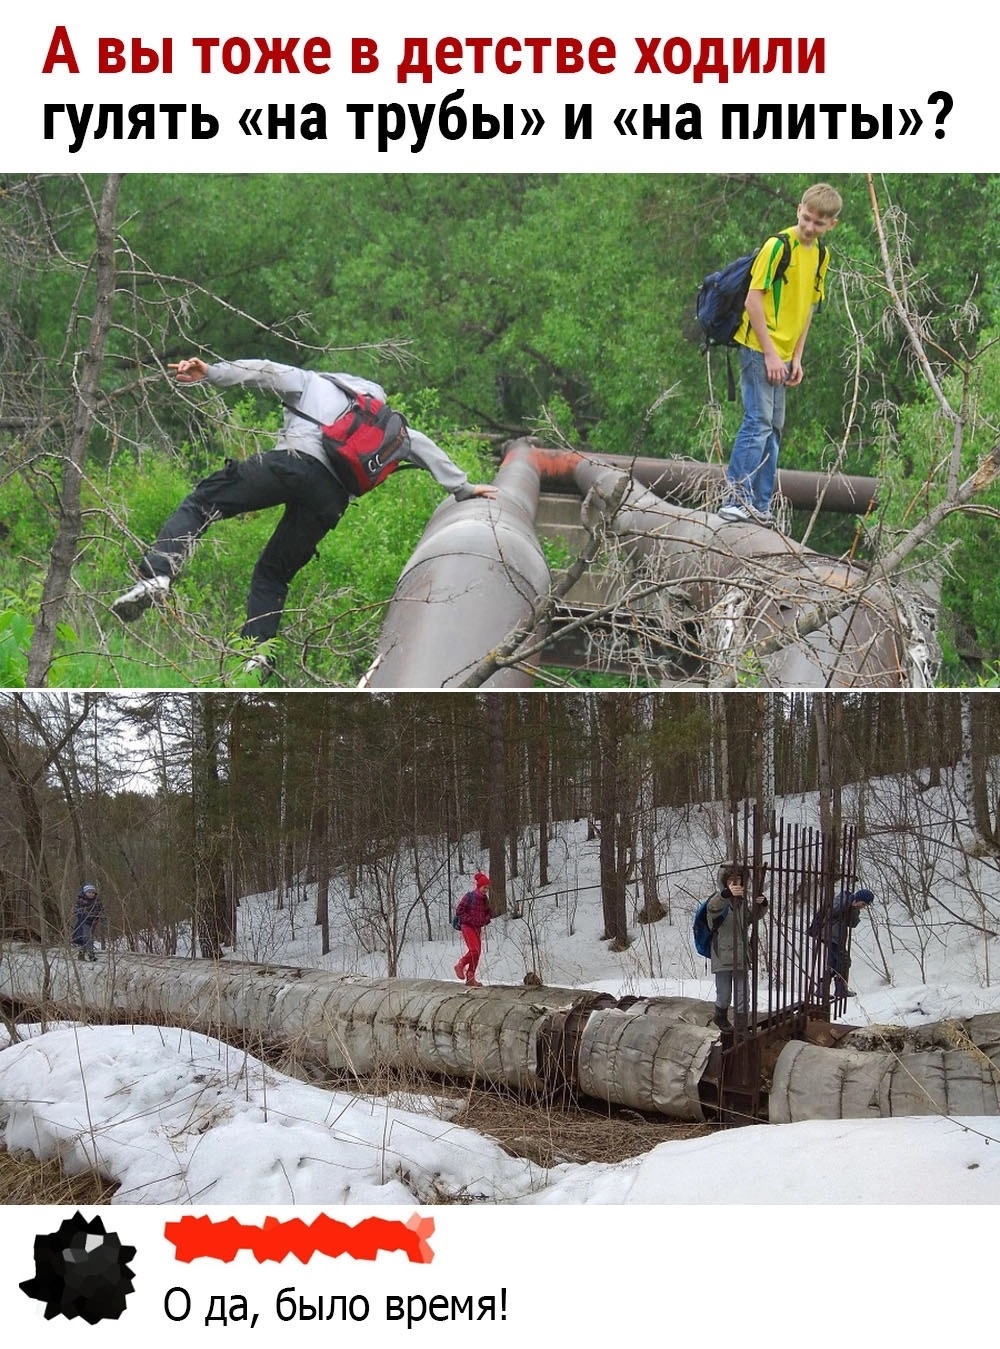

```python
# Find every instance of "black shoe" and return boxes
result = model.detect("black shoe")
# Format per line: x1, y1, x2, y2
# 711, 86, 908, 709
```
712, 1008, 731, 1030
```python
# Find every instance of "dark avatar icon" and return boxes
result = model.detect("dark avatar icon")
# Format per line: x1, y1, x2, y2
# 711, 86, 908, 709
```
20, 1211, 136, 1323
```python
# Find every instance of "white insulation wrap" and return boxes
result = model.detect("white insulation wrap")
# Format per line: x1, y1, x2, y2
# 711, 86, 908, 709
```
8, 944, 997, 1126
0, 946, 611, 1097
618, 996, 722, 1026
576, 1007, 718, 1121
315, 978, 601, 1090
769, 1035, 1000, 1122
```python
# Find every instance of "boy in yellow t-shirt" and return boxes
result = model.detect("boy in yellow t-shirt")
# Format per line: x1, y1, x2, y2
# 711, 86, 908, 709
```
719, 183, 841, 525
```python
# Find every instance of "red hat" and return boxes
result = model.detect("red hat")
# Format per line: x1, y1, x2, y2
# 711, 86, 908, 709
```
474, 872, 490, 888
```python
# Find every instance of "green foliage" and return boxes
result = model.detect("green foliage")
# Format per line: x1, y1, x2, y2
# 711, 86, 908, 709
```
539, 535, 574, 573
875, 328, 1000, 674
0, 463, 53, 561
0, 392, 493, 687
0, 605, 32, 686
0, 593, 77, 687
6, 172, 1000, 685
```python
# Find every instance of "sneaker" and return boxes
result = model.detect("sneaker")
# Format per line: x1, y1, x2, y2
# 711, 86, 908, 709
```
719, 502, 778, 527
466, 979, 483, 988
454, 962, 465, 980
112, 573, 171, 622
242, 652, 275, 682
712, 1008, 731, 1030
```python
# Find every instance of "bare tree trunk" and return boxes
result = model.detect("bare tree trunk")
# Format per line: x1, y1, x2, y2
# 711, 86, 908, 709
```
0, 725, 61, 939
535, 696, 551, 887
484, 695, 507, 915
813, 694, 842, 844
28, 174, 123, 685
0, 694, 93, 938
636, 695, 664, 922
191, 694, 232, 958
959, 693, 998, 851
757, 692, 776, 833
505, 700, 520, 882
275, 699, 289, 911
596, 699, 629, 949
315, 702, 332, 956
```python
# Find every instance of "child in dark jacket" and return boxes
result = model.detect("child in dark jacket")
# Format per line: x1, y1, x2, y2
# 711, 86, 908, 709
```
71, 883, 102, 961
811, 886, 874, 999
454, 872, 492, 987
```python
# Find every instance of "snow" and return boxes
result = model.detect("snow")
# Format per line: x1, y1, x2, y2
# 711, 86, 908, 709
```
2, 807, 999, 1206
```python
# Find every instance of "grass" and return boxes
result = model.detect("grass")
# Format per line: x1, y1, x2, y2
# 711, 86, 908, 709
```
0, 1147, 117, 1205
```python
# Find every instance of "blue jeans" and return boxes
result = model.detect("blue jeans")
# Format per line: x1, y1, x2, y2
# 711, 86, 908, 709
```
724, 346, 788, 515
714, 970, 749, 1015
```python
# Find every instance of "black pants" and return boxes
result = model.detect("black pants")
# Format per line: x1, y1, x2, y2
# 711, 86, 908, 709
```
827, 944, 851, 996
141, 451, 349, 642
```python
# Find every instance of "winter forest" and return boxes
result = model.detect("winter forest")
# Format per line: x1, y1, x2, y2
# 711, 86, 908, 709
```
2, 686, 1000, 1216
2, 689, 998, 972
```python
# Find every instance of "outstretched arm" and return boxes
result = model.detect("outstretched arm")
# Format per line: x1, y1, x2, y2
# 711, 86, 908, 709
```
406, 428, 497, 499
169, 358, 209, 383
171, 358, 310, 401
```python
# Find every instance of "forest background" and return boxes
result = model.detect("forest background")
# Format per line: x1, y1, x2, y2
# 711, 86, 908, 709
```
2, 689, 997, 961
2, 173, 999, 688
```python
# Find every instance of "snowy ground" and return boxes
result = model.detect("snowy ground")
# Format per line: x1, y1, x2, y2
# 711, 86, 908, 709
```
2, 800, 999, 1206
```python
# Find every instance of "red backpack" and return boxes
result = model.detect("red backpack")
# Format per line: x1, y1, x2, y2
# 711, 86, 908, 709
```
284, 374, 411, 495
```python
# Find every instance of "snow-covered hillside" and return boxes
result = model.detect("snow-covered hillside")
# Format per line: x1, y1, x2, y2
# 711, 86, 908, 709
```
2, 783, 998, 1207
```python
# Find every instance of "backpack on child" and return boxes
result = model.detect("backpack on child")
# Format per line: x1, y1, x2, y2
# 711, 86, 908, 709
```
692, 899, 729, 958
695, 231, 826, 398
807, 907, 827, 940
282, 374, 411, 496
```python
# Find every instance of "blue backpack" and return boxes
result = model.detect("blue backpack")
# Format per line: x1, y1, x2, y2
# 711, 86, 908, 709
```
696, 232, 825, 398
696, 231, 820, 350
693, 899, 729, 959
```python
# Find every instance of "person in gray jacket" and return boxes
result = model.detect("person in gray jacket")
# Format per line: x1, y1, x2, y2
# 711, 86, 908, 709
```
112, 357, 496, 668
708, 864, 768, 1031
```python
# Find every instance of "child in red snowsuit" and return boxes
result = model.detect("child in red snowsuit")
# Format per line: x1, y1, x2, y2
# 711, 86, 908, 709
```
454, 872, 492, 986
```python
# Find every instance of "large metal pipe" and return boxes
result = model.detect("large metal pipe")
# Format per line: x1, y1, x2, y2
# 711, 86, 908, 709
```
511, 443, 878, 514
568, 456, 924, 687
368, 448, 551, 688
368, 442, 930, 687
3, 947, 997, 1123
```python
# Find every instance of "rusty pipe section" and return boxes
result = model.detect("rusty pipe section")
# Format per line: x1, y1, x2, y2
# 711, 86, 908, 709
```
505, 441, 877, 515
368, 446, 550, 687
